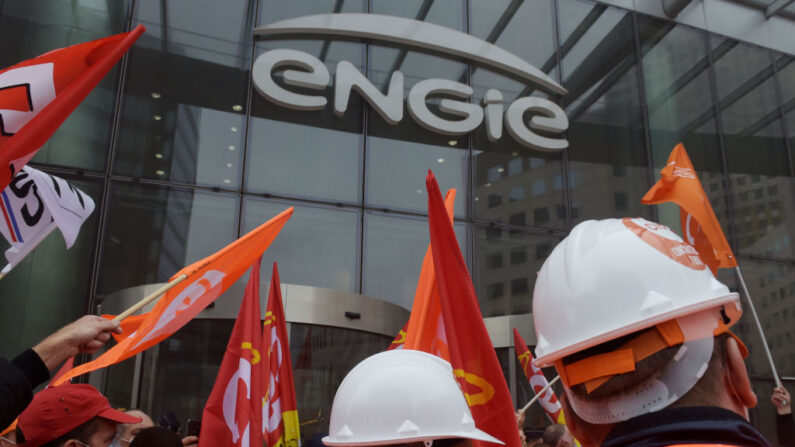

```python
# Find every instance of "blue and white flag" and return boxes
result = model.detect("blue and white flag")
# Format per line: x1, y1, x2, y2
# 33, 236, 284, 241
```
0, 166, 94, 276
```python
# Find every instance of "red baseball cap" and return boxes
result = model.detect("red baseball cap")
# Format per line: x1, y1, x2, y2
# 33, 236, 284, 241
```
17, 384, 141, 446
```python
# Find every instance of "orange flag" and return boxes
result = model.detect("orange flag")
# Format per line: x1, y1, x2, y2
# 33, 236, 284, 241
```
512, 329, 564, 424
426, 171, 520, 447
53, 208, 293, 386
200, 257, 264, 447
402, 189, 456, 360
641, 143, 736, 273
262, 263, 300, 447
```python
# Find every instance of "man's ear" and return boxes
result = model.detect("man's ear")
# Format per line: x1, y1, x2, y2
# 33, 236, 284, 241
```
725, 336, 757, 410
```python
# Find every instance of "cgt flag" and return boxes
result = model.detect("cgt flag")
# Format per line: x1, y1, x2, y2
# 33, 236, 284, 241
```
0, 26, 144, 190
0, 166, 94, 277
426, 171, 520, 447
512, 329, 564, 425
54, 207, 293, 386
386, 321, 407, 351
402, 189, 455, 359
200, 257, 264, 447
641, 143, 736, 274
263, 263, 300, 447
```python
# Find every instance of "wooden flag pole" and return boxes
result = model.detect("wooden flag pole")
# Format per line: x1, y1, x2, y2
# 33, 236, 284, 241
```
521, 375, 560, 413
113, 274, 188, 322
735, 266, 782, 388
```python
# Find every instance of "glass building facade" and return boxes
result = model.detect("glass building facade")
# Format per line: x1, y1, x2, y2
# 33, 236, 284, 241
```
0, 0, 793, 441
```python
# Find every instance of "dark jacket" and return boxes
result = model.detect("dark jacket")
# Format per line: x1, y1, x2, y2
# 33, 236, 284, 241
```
778, 412, 795, 447
0, 349, 50, 429
602, 406, 771, 447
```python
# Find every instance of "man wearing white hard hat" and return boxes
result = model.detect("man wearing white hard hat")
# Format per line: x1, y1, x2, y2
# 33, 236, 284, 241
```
531, 218, 770, 446
322, 349, 504, 447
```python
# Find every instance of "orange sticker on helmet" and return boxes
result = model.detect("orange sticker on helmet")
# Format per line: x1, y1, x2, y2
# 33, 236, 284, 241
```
622, 218, 706, 271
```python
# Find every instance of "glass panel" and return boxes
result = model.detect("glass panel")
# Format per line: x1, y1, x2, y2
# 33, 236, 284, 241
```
243, 198, 359, 293
363, 212, 468, 309
475, 226, 559, 317
0, 177, 101, 359
637, 18, 730, 235
247, 0, 365, 203
721, 261, 795, 378
98, 182, 239, 294
365, 0, 469, 217
114, 0, 253, 188
0, 1, 130, 171
137, 319, 235, 425
290, 323, 392, 440
712, 45, 793, 258
558, 0, 651, 223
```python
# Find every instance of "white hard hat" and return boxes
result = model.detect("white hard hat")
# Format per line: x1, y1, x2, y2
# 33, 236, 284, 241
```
531, 217, 744, 424
533, 217, 741, 366
322, 349, 504, 446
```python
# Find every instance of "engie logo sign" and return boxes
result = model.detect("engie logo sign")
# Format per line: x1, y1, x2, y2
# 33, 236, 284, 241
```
252, 14, 569, 152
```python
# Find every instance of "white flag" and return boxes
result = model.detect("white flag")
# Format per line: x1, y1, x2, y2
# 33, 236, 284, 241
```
0, 166, 95, 275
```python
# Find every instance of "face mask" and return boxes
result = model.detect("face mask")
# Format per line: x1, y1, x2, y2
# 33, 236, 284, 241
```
109, 438, 123, 447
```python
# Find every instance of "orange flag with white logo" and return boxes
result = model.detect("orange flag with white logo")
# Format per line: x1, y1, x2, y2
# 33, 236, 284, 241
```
402, 189, 456, 360
0, 26, 144, 190
53, 208, 293, 386
641, 143, 736, 273
200, 257, 264, 447
512, 329, 564, 424
262, 263, 300, 447
426, 171, 519, 447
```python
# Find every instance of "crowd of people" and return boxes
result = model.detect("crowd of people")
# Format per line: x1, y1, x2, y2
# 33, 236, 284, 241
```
1, 218, 794, 446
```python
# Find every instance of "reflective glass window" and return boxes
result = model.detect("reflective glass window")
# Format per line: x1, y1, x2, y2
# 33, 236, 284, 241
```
366, 0, 469, 217
470, 0, 565, 229
98, 181, 239, 294
248, 0, 365, 203
243, 198, 359, 293
558, 0, 651, 223
712, 43, 793, 258
290, 324, 392, 440
363, 211, 468, 309
0, 2, 130, 171
475, 226, 560, 316
0, 177, 101, 358
114, 0, 253, 188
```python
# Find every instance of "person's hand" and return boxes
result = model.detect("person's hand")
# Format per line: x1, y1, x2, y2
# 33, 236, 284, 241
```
181, 435, 198, 447
772, 387, 791, 415
516, 409, 526, 428
32, 315, 122, 371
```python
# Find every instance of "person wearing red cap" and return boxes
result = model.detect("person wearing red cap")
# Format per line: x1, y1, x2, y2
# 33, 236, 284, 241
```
15, 384, 141, 447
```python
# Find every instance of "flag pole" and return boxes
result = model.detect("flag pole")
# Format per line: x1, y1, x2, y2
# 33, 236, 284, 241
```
114, 274, 188, 321
520, 375, 560, 413
734, 266, 782, 388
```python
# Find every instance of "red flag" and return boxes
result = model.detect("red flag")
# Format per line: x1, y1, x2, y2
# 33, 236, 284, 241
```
0, 26, 144, 189
512, 329, 564, 424
200, 258, 264, 447
641, 143, 736, 274
263, 264, 300, 447
54, 208, 293, 386
387, 321, 408, 350
426, 171, 520, 447
402, 190, 455, 359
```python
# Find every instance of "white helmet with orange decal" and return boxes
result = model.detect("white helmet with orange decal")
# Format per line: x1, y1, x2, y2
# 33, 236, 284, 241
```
322, 349, 503, 446
532, 217, 744, 424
